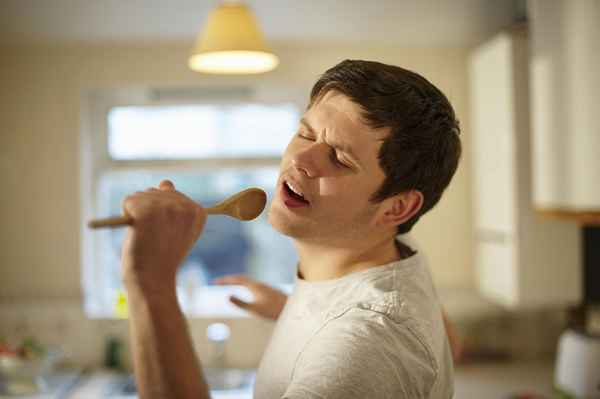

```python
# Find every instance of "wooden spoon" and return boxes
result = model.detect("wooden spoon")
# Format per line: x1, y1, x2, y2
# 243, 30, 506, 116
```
87, 187, 267, 229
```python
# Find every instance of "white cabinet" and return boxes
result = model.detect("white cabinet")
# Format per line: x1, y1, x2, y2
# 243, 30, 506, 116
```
468, 27, 581, 309
529, 0, 600, 218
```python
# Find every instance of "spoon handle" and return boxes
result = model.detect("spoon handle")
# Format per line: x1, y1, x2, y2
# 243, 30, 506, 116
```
88, 205, 221, 229
88, 215, 133, 229
205, 205, 224, 216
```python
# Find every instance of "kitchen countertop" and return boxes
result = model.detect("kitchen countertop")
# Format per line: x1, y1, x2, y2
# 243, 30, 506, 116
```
0, 370, 253, 399
0, 371, 83, 399
454, 361, 555, 398
2, 361, 555, 399
75, 361, 557, 398
67, 370, 253, 399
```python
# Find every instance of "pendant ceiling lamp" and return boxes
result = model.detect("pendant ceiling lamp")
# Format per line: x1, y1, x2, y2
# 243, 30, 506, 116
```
188, 1, 279, 74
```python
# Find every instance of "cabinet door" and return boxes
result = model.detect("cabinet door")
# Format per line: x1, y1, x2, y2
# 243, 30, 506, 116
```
469, 33, 516, 234
530, 0, 600, 211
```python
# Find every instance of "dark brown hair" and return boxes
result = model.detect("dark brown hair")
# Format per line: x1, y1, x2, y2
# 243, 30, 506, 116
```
309, 60, 461, 234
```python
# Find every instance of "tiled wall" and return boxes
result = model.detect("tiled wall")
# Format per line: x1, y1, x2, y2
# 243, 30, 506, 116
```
455, 308, 567, 362
0, 295, 567, 371
0, 300, 274, 370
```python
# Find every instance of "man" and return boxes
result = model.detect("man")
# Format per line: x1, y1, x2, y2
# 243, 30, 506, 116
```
121, 60, 461, 398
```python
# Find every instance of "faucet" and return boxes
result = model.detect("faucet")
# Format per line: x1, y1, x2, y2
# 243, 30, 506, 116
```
206, 322, 231, 369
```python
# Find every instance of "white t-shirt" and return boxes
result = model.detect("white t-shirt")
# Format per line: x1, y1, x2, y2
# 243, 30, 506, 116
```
254, 236, 454, 399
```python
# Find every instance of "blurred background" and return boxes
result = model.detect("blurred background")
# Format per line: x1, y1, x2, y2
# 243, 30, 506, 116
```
1, 0, 599, 398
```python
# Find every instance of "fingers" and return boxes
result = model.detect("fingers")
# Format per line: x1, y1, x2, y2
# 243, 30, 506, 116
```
122, 187, 162, 215
213, 275, 256, 288
229, 295, 254, 311
216, 276, 257, 311
120, 180, 180, 220
442, 310, 464, 363
159, 179, 176, 191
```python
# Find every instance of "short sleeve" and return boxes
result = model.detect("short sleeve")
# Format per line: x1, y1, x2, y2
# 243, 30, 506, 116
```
281, 308, 438, 399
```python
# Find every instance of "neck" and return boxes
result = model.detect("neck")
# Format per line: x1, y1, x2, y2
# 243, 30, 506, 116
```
294, 232, 409, 281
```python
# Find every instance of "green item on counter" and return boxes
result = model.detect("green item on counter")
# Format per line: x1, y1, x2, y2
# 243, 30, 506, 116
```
19, 337, 46, 359
553, 385, 577, 399
104, 336, 125, 371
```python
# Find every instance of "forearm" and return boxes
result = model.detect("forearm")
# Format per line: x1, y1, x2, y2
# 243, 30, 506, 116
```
126, 282, 211, 399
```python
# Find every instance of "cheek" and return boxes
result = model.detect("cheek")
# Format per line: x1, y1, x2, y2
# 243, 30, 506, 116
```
318, 177, 372, 203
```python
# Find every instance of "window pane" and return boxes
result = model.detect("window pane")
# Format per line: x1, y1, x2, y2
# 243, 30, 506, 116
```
90, 167, 297, 317
108, 104, 299, 159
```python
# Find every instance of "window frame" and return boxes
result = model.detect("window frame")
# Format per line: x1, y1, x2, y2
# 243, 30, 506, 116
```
80, 86, 304, 318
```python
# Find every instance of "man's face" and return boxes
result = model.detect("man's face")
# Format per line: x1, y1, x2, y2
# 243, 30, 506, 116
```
268, 90, 390, 244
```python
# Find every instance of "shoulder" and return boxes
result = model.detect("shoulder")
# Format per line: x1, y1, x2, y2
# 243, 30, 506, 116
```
286, 308, 438, 399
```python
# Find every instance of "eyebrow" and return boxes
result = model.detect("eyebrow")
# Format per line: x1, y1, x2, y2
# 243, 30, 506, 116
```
299, 118, 361, 166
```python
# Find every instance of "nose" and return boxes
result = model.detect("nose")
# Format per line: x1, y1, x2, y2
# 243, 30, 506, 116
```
291, 142, 328, 178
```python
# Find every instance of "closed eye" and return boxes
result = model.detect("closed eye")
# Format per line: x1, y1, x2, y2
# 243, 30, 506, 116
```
297, 131, 315, 141
296, 130, 351, 168
329, 148, 350, 168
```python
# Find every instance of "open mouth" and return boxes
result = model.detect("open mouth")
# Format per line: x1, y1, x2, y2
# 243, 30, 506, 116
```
283, 180, 310, 207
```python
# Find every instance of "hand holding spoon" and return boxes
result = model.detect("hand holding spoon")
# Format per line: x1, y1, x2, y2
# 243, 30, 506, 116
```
87, 187, 267, 229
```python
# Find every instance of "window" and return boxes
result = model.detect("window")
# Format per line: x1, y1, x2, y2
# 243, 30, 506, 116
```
81, 88, 301, 318
107, 104, 297, 159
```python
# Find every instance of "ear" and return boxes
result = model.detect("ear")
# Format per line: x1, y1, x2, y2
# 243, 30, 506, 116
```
374, 190, 424, 228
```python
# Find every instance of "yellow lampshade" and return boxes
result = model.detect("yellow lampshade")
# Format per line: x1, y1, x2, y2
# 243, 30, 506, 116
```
189, 2, 279, 74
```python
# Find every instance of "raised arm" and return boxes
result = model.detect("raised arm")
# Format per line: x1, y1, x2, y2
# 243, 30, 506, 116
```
121, 180, 211, 399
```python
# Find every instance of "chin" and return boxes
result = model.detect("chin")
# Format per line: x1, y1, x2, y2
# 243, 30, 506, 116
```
267, 203, 294, 236
267, 202, 308, 238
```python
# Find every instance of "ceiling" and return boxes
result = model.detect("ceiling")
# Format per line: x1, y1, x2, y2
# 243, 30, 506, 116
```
0, 0, 522, 47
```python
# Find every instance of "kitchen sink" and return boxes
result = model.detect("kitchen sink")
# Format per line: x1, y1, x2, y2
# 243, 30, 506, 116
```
106, 368, 255, 397
203, 367, 255, 391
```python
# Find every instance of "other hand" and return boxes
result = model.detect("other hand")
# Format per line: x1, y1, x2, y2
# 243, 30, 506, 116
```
121, 180, 206, 294
214, 275, 288, 320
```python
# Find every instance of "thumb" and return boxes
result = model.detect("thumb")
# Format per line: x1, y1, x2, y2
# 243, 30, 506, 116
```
159, 179, 176, 191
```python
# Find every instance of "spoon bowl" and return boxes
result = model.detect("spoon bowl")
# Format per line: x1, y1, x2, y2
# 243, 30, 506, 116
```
206, 187, 267, 221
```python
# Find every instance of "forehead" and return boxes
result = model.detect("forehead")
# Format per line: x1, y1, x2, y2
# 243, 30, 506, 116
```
306, 90, 389, 146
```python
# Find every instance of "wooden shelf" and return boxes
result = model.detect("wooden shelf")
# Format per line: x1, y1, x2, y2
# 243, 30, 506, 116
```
536, 208, 600, 225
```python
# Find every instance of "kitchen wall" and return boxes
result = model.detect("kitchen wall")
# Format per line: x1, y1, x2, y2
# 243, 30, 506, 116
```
0, 42, 473, 367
